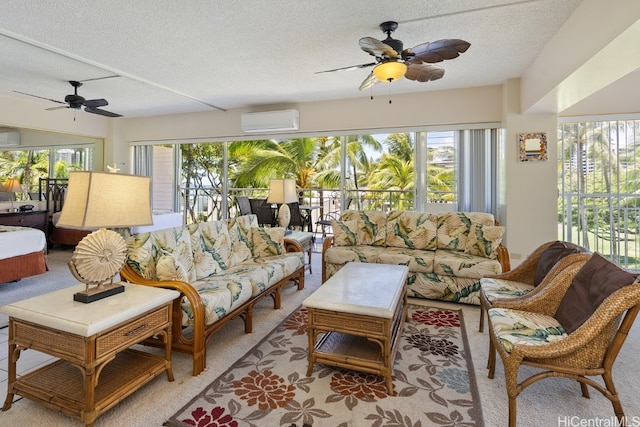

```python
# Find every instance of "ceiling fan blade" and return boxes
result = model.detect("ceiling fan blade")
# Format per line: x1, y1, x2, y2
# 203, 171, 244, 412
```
358, 72, 381, 91
359, 37, 398, 59
403, 39, 471, 63
83, 98, 109, 108
45, 105, 71, 111
405, 63, 445, 82
315, 62, 377, 74
84, 107, 122, 117
13, 90, 65, 105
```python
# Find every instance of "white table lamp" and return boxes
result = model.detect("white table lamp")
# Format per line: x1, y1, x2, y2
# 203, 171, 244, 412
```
267, 178, 297, 229
2, 178, 22, 212
56, 171, 153, 303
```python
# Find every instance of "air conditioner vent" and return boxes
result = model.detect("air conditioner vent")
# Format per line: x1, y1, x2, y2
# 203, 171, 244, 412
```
241, 109, 299, 132
0, 128, 20, 146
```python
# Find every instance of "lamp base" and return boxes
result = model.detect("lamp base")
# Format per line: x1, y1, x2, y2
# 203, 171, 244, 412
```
73, 283, 125, 303
277, 203, 291, 229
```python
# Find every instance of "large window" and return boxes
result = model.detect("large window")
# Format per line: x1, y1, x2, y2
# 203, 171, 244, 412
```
0, 146, 94, 197
132, 126, 500, 224
559, 119, 640, 270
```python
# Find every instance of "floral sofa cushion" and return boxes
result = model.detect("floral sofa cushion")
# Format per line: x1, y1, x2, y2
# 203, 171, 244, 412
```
434, 249, 502, 279
227, 215, 258, 265
251, 226, 285, 257
331, 219, 359, 246
464, 224, 505, 259
488, 307, 568, 353
376, 247, 435, 273
385, 211, 438, 250
340, 210, 387, 246
436, 212, 495, 251
479, 278, 534, 303
126, 225, 196, 282
324, 245, 385, 265
156, 253, 190, 282
185, 275, 254, 326
407, 272, 483, 305
189, 220, 233, 279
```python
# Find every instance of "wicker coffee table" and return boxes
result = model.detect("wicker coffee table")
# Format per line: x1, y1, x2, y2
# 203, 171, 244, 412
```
303, 262, 409, 394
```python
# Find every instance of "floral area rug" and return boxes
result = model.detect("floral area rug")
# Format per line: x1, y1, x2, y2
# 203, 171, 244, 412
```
165, 304, 484, 427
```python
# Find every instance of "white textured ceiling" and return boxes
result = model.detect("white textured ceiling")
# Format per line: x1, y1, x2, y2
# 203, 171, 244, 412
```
0, 0, 593, 118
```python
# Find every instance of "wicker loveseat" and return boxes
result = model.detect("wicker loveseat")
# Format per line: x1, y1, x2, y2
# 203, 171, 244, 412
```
322, 210, 510, 305
121, 214, 305, 375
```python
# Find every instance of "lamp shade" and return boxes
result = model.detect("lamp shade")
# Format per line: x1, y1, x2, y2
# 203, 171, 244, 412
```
266, 179, 297, 204
2, 178, 22, 193
57, 171, 153, 229
373, 61, 407, 82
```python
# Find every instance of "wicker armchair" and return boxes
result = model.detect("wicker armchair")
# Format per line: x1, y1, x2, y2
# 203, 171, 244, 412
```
478, 241, 589, 332
487, 260, 640, 427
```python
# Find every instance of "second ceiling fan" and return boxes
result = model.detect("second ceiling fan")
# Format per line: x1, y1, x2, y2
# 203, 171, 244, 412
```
317, 21, 470, 91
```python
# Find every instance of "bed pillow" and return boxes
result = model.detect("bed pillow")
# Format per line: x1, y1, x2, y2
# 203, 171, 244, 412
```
533, 241, 580, 286
464, 223, 505, 259
331, 220, 359, 246
251, 227, 285, 258
554, 253, 639, 334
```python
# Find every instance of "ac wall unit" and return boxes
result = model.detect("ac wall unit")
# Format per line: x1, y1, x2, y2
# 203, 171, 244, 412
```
241, 109, 299, 132
0, 128, 20, 147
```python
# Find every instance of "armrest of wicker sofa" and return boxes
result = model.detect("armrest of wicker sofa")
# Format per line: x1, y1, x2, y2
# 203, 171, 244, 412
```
120, 263, 207, 375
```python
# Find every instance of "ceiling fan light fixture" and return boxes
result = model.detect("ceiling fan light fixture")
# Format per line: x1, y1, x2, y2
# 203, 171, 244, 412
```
373, 61, 407, 82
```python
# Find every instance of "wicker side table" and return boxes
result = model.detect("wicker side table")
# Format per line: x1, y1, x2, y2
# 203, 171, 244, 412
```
1, 283, 179, 427
288, 230, 314, 273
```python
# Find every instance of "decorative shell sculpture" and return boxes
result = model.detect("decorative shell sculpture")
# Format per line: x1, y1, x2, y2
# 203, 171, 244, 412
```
69, 229, 127, 285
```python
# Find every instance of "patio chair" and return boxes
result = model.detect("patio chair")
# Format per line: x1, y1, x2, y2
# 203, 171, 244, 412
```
249, 198, 275, 227
478, 240, 590, 332
287, 202, 307, 231
487, 254, 640, 427
236, 196, 252, 216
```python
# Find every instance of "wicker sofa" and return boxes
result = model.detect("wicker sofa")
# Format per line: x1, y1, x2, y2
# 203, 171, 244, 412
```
322, 210, 510, 305
121, 214, 305, 375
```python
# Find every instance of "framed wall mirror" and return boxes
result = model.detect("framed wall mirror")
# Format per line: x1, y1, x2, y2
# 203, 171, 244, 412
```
518, 132, 547, 162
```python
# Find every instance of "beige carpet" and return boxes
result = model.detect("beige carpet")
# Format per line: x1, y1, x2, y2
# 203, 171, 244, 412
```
2, 249, 640, 426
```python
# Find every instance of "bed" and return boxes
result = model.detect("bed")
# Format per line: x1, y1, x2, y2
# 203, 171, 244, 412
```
39, 178, 183, 246
0, 225, 48, 283
39, 177, 91, 247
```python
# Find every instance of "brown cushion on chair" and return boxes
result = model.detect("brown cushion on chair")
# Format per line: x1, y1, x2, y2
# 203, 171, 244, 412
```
533, 241, 580, 286
554, 253, 638, 334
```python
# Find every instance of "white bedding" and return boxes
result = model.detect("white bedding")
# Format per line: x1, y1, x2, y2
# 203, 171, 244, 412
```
130, 212, 183, 234
0, 226, 47, 260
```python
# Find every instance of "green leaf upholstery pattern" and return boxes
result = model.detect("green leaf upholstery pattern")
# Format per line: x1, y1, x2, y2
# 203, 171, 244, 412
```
322, 210, 506, 306
437, 212, 495, 251
189, 220, 233, 278
251, 226, 285, 257
126, 225, 196, 282
488, 307, 568, 353
385, 211, 438, 250
465, 224, 505, 259
126, 215, 304, 327
340, 210, 387, 246
480, 278, 535, 303
331, 219, 359, 246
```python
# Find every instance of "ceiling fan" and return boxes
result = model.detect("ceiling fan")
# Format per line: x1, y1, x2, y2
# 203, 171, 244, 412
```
317, 21, 470, 91
14, 80, 122, 117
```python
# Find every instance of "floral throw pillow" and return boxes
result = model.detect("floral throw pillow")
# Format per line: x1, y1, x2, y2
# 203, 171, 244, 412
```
156, 253, 190, 282
331, 220, 359, 246
251, 227, 285, 258
464, 223, 505, 259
